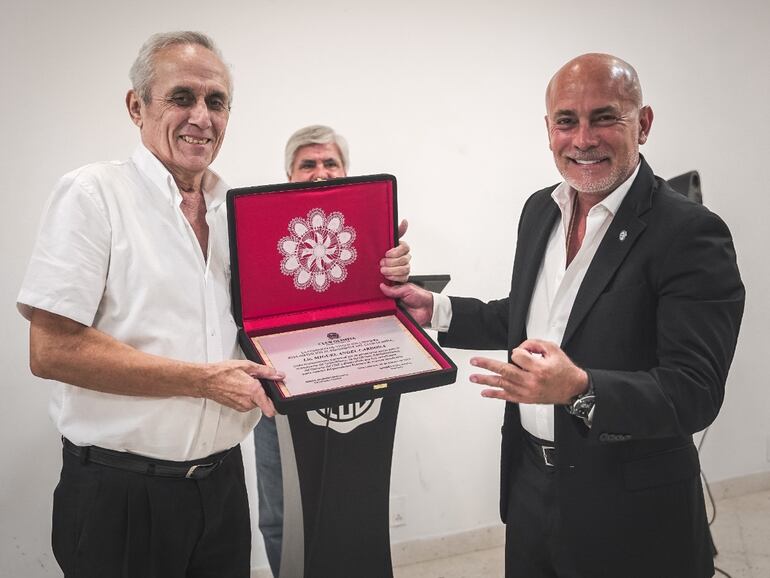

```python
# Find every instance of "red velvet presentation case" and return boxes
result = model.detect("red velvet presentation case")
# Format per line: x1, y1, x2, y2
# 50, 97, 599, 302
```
227, 174, 457, 414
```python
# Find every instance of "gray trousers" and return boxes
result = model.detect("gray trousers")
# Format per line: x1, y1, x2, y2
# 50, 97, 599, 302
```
254, 416, 283, 577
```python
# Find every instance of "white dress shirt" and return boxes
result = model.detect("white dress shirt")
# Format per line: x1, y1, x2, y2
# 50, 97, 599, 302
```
18, 145, 259, 460
432, 163, 640, 441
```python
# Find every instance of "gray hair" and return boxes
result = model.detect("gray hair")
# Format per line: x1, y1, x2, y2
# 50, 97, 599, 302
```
129, 31, 231, 104
284, 125, 349, 176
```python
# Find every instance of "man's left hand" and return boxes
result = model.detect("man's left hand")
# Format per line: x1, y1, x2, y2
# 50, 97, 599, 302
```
469, 339, 588, 405
380, 219, 411, 283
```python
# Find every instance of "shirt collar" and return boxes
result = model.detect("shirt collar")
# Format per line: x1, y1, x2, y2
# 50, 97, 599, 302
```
551, 161, 642, 217
131, 144, 229, 210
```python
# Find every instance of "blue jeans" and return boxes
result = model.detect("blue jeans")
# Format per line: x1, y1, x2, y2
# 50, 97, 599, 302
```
253, 416, 283, 577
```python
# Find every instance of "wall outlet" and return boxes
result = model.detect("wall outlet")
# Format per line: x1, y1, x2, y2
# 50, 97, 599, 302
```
389, 495, 406, 528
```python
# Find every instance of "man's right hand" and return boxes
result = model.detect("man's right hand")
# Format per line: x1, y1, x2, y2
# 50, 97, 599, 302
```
379, 282, 434, 327
197, 360, 284, 417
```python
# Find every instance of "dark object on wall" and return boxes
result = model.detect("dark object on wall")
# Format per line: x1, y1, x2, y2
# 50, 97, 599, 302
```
408, 274, 451, 293
667, 171, 703, 204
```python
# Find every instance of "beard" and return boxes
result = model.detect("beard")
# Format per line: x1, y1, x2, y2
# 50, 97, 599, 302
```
558, 152, 638, 196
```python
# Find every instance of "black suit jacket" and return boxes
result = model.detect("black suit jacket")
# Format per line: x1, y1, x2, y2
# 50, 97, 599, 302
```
439, 158, 744, 577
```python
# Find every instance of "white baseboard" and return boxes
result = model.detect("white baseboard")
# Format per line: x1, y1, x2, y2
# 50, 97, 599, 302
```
250, 525, 505, 577
708, 470, 770, 501
391, 524, 505, 568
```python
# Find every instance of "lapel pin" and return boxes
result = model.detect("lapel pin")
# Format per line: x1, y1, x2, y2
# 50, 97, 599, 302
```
619, 230, 628, 242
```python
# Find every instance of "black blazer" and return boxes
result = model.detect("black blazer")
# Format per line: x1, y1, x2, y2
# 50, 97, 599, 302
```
440, 158, 744, 578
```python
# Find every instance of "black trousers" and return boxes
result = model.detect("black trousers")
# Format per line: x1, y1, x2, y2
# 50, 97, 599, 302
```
505, 435, 579, 578
52, 443, 251, 578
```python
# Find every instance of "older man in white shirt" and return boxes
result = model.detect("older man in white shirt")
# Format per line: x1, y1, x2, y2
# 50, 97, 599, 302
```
17, 31, 279, 578
17, 32, 410, 578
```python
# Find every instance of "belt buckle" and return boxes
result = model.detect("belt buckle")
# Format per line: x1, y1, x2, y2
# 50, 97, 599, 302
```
185, 462, 213, 479
541, 446, 556, 467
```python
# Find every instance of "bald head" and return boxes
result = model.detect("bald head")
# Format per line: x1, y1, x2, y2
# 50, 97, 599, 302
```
544, 53, 653, 198
546, 53, 643, 112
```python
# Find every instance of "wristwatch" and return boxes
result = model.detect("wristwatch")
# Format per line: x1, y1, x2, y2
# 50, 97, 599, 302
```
566, 383, 595, 427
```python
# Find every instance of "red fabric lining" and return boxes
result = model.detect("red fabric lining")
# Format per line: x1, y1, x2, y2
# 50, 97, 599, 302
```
233, 179, 395, 325
232, 176, 450, 372
244, 299, 395, 335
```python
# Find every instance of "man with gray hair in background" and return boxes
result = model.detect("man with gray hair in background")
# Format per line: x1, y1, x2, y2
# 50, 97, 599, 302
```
16, 31, 283, 577
284, 124, 350, 182
254, 124, 411, 576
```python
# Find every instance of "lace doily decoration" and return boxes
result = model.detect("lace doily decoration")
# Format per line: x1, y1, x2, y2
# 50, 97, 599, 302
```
278, 208, 357, 292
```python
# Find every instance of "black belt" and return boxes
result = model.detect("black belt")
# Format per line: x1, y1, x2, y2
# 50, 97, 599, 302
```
524, 431, 557, 468
63, 437, 233, 480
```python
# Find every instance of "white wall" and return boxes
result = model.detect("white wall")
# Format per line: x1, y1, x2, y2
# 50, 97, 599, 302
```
2, 0, 768, 575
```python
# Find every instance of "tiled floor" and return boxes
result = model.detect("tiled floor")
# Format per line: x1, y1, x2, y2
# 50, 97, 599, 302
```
393, 489, 770, 578
710, 489, 770, 578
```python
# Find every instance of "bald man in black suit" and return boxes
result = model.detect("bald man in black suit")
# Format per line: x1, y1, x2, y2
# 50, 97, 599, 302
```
384, 53, 744, 577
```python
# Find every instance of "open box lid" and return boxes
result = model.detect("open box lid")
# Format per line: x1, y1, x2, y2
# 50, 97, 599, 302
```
227, 174, 398, 335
